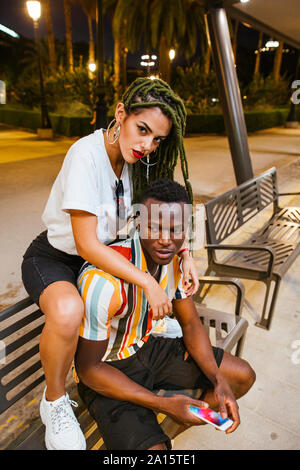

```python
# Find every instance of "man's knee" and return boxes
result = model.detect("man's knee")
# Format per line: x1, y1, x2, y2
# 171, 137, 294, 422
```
221, 352, 256, 395
232, 356, 256, 394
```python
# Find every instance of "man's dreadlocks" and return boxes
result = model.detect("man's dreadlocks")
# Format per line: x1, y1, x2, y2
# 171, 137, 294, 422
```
120, 77, 193, 204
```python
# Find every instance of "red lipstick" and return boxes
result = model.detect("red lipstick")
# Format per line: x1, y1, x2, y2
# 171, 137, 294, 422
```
132, 150, 144, 159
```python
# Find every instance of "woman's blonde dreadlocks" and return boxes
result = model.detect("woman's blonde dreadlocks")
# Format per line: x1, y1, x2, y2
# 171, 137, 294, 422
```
120, 77, 193, 204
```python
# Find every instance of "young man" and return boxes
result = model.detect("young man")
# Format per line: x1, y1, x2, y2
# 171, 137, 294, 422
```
75, 179, 255, 450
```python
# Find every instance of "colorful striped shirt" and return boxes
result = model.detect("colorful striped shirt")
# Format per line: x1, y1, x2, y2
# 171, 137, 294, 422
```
77, 231, 187, 361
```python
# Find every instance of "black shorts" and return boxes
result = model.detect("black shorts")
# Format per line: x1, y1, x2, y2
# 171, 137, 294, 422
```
78, 335, 224, 450
21, 231, 85, 306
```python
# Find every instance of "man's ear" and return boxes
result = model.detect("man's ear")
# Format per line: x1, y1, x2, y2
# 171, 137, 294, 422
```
115, 102, 127, 124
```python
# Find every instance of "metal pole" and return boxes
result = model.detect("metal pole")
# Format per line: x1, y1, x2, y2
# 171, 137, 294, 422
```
95, 0, 108, 129
205, 0, 253, 184
33, 19, 51, 129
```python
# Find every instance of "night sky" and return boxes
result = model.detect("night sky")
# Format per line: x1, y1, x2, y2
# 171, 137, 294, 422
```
0, 0, 89, 41
0, 0, 115, 59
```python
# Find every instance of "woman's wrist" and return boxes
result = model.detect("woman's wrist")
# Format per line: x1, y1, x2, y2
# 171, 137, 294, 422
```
178, 247, 189, 258
139, 271, 155, 290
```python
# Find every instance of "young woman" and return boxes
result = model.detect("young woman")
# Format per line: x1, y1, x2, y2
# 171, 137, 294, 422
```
21, 78, 199, 450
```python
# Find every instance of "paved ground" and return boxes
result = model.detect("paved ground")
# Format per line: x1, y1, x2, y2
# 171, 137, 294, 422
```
0, 123, 300, 449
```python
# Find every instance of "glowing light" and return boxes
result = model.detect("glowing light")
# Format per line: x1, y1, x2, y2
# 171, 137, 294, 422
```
0, 24, 19, 38
265, 40, 279, 48
88, 63, 96, 72
26, 1, 41, 21
169, 49, 175, 60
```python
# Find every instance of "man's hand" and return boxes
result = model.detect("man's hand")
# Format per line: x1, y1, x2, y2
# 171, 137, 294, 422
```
213, 375, 240, 433
159, 395, 209, 426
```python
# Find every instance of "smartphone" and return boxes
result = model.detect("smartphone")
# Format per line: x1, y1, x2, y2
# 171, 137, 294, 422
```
189, 405, 233, 431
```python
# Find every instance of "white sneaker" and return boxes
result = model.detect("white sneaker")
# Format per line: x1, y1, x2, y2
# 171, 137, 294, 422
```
40, 388, 86, 450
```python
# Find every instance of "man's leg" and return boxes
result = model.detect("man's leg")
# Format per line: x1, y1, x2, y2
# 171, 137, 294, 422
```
200, 351, 256, 407
172, 351, 255, 438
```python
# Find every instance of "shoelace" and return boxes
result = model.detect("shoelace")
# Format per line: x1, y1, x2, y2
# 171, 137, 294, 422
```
49, 396, 79, 435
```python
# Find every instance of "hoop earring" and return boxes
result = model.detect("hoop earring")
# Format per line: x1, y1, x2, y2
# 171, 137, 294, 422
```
106, 119, 120, 145
139, 154, 158, 181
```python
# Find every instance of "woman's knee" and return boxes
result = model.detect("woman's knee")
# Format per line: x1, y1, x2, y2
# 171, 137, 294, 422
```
40, 285, 84, 333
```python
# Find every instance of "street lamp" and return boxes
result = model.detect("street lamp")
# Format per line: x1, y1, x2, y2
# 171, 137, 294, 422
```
169, 49, 176, 61
88, 63, 96, 73
26, 1, 52, 137
140, 54, 157, 76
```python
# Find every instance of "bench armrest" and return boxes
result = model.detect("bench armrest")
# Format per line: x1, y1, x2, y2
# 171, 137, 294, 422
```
221, 317, 248, 353
196, 275, 245, 317
205, 244, 275, 277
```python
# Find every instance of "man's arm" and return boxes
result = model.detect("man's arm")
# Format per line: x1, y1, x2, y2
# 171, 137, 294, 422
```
173, 296, 240, 428
75, 335, 208, 426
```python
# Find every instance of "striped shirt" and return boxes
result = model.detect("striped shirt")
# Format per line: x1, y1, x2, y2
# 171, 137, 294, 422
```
77, 231, 187, 362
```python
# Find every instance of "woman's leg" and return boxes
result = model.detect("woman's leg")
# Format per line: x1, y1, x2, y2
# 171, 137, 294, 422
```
39, 281, 84, 401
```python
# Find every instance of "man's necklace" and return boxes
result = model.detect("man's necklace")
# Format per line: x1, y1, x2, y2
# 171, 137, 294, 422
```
148, 265, 160, 278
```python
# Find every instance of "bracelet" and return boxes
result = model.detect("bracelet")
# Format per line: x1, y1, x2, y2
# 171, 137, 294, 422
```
178, 248, 189, 256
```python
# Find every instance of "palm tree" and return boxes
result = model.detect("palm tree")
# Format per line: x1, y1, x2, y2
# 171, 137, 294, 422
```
43, 0, 57, 74
78, 0, 96, 73
253, 31, 263, 78
273, 40, 284, 82
232, 19, 239, 61
150, 0, 186, 82
106, 0, 135, 96
113, 0, 206, 84
64, 0, 74, 72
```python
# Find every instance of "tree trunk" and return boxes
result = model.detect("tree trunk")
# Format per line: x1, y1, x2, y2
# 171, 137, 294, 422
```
253, 31, 263, 78
232, 20, 239, 61
204, 43, 211, 75
113, 31, 121, 98
159, 34, 170, 83
120, 19, 127, 92
87, 13, 95, 78
44, 0, 56, 74
64, 0, 73, 72
273, 40, 284, 82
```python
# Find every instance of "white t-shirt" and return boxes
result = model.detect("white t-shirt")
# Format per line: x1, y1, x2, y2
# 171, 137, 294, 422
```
42, 129, 133, 255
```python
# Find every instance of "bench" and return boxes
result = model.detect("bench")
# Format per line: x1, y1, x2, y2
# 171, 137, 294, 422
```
0, 276, 248, 450
203, 167, 300, 330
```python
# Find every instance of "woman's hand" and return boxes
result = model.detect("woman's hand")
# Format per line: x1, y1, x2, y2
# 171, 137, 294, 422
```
142, 274, 173, 320
179, 250, 199, 296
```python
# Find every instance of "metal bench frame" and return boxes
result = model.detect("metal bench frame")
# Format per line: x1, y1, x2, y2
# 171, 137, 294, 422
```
1, 276, 248, 450
203, 167, 300, 330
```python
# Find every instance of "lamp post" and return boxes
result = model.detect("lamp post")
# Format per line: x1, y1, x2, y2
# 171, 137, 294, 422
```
95, 0, 107, 129
26, 1, 52, 137
140, 54, 157, 77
